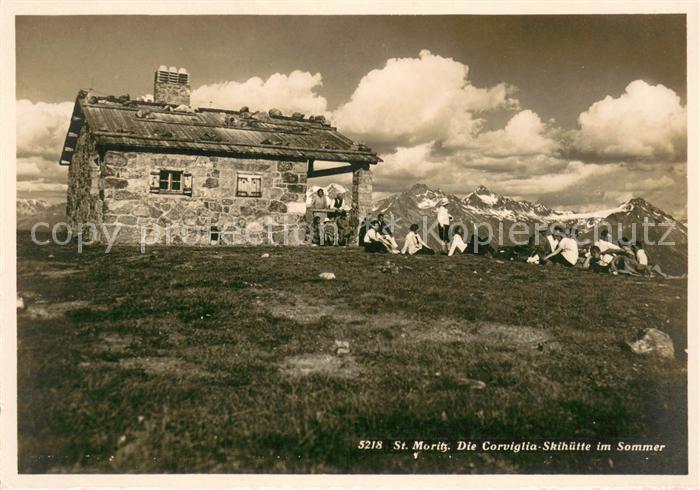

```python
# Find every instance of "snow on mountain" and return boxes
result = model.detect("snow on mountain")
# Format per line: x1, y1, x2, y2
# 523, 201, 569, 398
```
306, 183, 349, 202
16, 199, 68, 230
372, 183, 687, 268
16, 199, 51, 218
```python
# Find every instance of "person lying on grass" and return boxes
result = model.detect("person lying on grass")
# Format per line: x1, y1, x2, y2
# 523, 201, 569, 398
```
626, 241, 686, 279
542, 227, 579, 267
401, 224, 435, 255
363, 220, 397, 253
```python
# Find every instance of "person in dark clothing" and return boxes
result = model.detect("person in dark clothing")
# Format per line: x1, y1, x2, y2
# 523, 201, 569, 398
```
335, 211, 352, 246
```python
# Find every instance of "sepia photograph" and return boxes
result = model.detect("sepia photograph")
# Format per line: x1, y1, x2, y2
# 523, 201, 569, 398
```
1, 1, 697, 485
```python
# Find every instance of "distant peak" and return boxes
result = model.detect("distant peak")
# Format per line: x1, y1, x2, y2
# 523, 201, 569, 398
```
409, 183, 430, 193
474, 185, 493, 194
626, 197, 650, 206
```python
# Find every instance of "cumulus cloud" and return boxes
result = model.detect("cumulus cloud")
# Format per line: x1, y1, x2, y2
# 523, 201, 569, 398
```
191, 71, 329, 116
572, 80, 686, 162
16, 179, 67, 194
474, 110, 560, 157
333, 50, 518, 147
16, 155, 68, 201
16, 99, 73, 160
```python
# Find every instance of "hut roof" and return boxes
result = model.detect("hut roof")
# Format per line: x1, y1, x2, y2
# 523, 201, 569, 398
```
59, 91, 380, 166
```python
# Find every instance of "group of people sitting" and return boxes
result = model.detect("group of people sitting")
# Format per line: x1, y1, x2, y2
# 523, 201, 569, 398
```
360, 215, 680, 279
307, 192, 681, 280
526, 227, 679, 277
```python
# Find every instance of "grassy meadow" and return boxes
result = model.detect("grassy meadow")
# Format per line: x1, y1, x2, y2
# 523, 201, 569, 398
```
16, 232, 688, 473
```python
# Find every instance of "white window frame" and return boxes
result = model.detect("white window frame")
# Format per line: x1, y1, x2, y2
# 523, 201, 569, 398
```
236, 173, 263, 198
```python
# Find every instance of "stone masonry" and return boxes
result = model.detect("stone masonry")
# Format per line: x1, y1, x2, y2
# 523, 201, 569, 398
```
67, 149, 309, 245
352, 164, 373, 222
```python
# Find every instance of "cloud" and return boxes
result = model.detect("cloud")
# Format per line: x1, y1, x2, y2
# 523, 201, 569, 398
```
16, 179, 67, 194
473, 110, 560, 157
16, 99, 73, 160
17, 155, 67, 181
333, 50, 518, 147
572, 80, 686, 162
191, 71, 328, 116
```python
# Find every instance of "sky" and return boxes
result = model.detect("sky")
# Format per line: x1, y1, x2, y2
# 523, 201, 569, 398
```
15, 15, 688, 217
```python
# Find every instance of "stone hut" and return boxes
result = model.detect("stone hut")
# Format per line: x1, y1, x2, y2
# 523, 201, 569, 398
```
58, 66, 380, 245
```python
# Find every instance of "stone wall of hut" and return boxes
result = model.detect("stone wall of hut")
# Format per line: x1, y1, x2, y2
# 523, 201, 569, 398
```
66, 126, 103, 227
94, 150, 309, 245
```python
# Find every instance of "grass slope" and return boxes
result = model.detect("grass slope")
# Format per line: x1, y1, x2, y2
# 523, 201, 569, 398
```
16, 233, 687, 474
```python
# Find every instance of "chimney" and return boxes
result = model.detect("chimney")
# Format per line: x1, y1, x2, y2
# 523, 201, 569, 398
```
154, 65, 190, 106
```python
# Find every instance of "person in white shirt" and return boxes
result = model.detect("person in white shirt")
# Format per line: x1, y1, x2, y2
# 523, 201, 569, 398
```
309, 188, 332, 209
628, 241, 685, 279
401, 224, 435, 255
593, 229, 627, 265
634, 242, 649, 267
543, 227, 579, 267
377, 213, 400, 252
447, 226, 468, 256
436, 203, 453, 251
363, 220, 396, 253
545, 230, 559, 255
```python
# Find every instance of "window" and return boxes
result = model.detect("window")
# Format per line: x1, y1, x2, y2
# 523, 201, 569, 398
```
150, 170, 192, 196
160, 170, 182, 192
236, 174, 263, 198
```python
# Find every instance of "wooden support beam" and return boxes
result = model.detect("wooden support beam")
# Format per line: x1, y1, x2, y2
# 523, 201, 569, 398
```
307, 164, 355, 178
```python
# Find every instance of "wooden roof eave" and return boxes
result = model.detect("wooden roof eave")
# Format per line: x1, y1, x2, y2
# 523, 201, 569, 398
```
94, 138, 381, 165
58, 90, 88, 166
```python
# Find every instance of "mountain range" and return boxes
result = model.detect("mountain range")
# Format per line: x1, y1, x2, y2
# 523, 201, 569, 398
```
17, 184, 687, 272
16, 199, 67, 231
373, 183, 687, 272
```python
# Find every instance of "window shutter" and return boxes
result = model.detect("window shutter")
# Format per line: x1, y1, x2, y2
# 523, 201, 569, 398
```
183, 173, 193, 196
149, 171, 160, 193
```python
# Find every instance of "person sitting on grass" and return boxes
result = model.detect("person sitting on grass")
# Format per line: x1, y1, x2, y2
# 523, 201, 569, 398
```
542, 227, 578, 267
401, 224, 435, 255
594, 229, 628, 266
544, 228, 559, 255
447, 226, 468, 256
363, 220, 395, 253
526, 242, 547, 265
582, 245, 615, 274
377, 213, 400, 252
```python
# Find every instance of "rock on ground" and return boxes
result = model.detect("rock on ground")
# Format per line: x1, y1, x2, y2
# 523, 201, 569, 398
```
319, 272, 336, 280
627, 328, 675, 359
